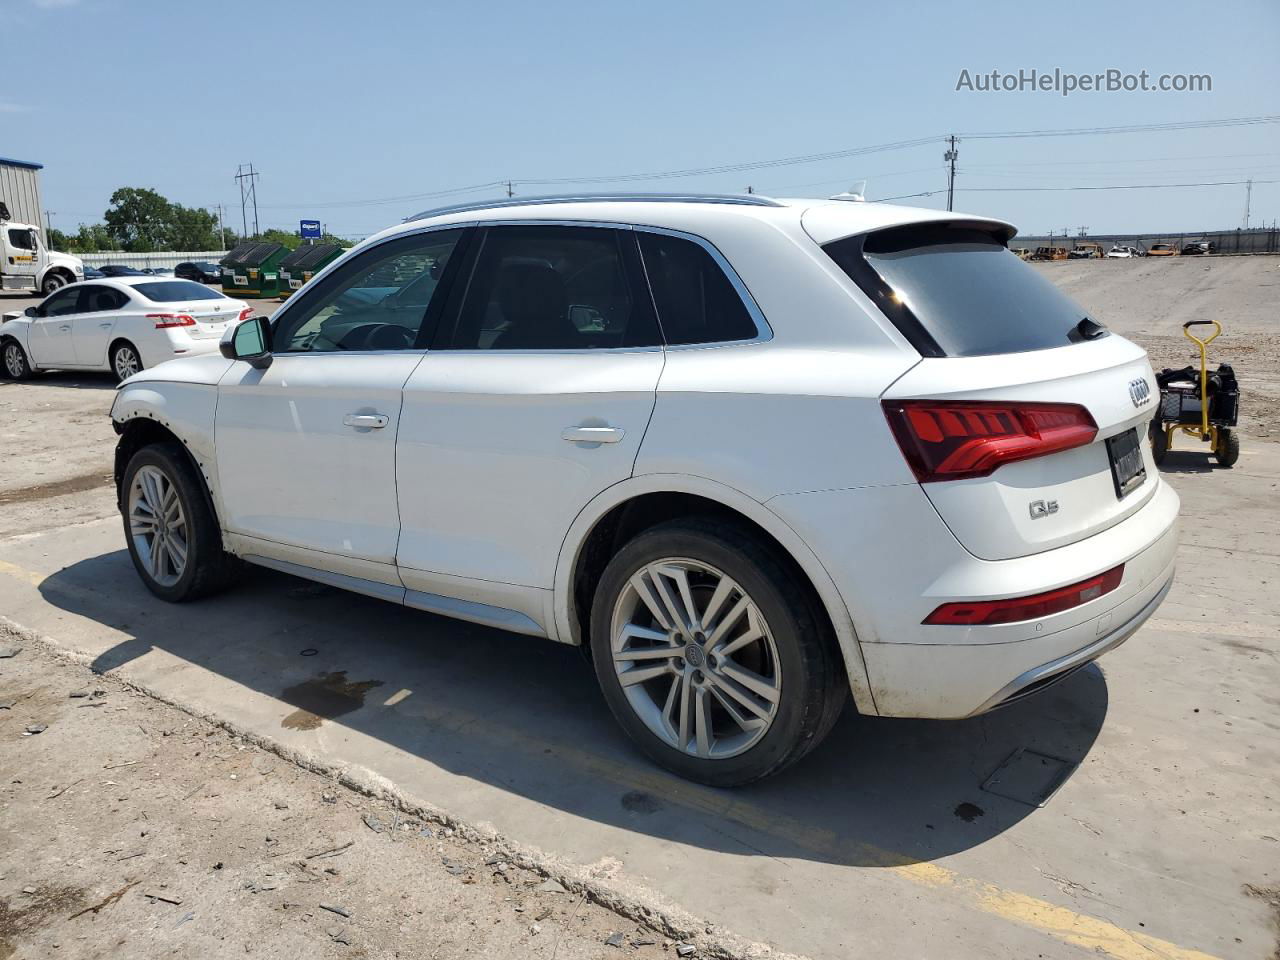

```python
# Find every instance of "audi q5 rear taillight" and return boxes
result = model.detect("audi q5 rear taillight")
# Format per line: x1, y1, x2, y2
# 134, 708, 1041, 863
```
883, 399, 1097, 482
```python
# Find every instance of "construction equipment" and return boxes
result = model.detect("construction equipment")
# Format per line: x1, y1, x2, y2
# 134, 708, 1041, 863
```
1150, 320, 1240, 467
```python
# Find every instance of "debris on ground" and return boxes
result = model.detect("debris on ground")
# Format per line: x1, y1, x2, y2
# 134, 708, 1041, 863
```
0, 640, 683, 959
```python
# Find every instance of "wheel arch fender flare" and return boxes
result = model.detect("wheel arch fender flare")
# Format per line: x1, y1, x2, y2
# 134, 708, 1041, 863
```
111, 383, 223, 526
552, 472, 877, 715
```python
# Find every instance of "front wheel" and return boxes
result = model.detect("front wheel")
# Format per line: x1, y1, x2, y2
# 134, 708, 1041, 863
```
1214, 428, 1240, 467
41, 272, 68, 295
111, 341, 142, 382
2, 339, 34, 380
590, 518, 846, 786
122, 442, 240, 601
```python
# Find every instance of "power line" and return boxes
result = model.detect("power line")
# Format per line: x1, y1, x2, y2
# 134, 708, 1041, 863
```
959, 178, 1279, 193
956, 115, 1280, 140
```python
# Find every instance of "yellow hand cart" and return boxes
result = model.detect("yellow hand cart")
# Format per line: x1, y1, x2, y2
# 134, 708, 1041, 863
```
1149, 320, 1240, 467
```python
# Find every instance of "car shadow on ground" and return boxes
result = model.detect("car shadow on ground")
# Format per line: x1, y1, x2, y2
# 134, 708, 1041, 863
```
37, 550, 1108, 870
0, 370, 116, 391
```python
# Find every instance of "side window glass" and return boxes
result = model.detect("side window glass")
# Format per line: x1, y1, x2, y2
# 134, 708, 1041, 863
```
7, 229, 35, 251
39, 288, 82, 317
444, 225, 659, 350
637, 232, 759, 345
80, 285, 124, 312
274, 229, 464, 353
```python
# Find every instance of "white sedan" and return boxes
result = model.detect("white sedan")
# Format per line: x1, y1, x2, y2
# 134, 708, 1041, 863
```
1, 277, 251, 382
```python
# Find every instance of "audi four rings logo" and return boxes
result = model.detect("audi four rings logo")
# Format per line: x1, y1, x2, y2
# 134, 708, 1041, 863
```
1129, 377, 1151, 407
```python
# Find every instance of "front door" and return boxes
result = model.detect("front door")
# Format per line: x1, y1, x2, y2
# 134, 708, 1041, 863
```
214, 227, 468, 586
397, 224, 664, 594
3, 227, 39, 287
27, 286, 82, 366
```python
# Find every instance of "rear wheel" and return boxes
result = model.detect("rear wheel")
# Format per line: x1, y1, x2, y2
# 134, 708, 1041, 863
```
111, 341, 142, 382
1149, 419, 1170, 465
2, 339, 33, 380
590, 518, 846, 786
122, 442, 240, 602
1214, 428, 1240, 467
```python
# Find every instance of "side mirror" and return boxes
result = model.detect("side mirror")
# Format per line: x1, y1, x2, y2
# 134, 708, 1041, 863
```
24, 306, 38, 318
220, 316, 273, 370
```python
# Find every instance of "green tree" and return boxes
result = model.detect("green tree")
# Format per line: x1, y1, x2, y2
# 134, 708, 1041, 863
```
70, 223, 122, 253
104, 187, 173, 252
168, 204, 222, 250
46, 227, 72, 251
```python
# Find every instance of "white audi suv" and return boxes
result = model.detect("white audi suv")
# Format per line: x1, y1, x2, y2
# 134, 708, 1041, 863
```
110, 194, 1178, 785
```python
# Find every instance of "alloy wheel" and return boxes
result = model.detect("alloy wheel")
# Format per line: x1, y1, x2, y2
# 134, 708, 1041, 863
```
114, 346, 139, 380
128, 464, 188, 587
610, 557, 782, 759
3, 343, 24, 377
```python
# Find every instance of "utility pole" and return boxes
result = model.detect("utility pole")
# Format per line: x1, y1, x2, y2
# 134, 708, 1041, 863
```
745, 185, 754, 194
944, 135, 958, 212
1078, 226, 1088, 238
1243, 179, 1253, 229
211, 204, 226, 249
235, 164, 261, 237
43, 209, 55, 240
505, 181, 514, 198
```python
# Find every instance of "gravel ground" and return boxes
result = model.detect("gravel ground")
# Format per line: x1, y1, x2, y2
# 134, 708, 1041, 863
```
0, 629, 690, 960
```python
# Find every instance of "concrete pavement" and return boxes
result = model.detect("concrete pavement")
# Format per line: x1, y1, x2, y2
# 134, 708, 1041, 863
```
1, 440, 1277, 958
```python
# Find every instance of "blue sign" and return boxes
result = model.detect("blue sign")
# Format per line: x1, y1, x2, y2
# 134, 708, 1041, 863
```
299, 219, 322, 240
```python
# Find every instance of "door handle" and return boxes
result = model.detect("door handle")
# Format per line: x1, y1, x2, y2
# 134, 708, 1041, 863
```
561, 425, 625, 444
99, 322, 112, 329
59, 324, 72, 332
343, 414, 389, 430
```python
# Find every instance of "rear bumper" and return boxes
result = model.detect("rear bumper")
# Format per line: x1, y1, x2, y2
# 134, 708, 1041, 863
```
769, 475, 1180, 718
140, 332, 224, 369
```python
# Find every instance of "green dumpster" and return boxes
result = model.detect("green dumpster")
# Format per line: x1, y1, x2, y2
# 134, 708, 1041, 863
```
277, 243, 345, 300
220, 242, 287, 298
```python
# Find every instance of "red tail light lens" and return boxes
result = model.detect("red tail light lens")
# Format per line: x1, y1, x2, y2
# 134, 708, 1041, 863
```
148, 313, 196, 329
925, 565, 1124, 625
237, 306, 253, 323
883, 399, 1097, 482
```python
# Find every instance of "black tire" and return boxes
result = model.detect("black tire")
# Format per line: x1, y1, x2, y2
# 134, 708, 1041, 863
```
110, 340, 142, 383
41, 272, 69, 295
1150, 418, 1170, 465
121, 442, 240, 602
589, 517, 847, 786
2, 338, 34, 380
1214, 428, 1240, 468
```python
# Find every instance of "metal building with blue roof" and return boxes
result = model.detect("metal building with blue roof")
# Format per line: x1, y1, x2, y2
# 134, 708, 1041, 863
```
0, 156, 46, 230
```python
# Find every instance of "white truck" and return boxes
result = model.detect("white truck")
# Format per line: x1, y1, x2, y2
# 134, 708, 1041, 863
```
1, 201, 84, 295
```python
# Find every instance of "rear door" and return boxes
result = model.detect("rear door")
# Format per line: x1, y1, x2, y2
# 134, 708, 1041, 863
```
822, 220, 1159, 561
396, 223, 664, 592
71, 284, 129, 365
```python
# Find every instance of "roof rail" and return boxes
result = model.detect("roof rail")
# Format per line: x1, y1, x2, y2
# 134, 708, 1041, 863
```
404, 192, 782, 223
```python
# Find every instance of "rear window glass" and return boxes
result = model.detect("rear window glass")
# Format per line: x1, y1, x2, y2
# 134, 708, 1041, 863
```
133, 280, 225, 303
824, 225, 1103, 357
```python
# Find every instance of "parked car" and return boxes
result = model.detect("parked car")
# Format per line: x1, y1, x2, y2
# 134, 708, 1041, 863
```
1, 277, 251, 382
1181, 240, 1215, 256
1147, 243, 1178, 257
1030, 246, 1068, 261
107, 194, 1178, 785
1070, 243, 1104, 259
97, 264, 149, 277
175, 261, 223, 284
1106, 246, 1144, 259
145, 266, 175, 277
83, 264, 106, 279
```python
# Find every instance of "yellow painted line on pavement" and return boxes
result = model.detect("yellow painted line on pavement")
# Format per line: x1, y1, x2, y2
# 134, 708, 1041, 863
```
0, 556, 1223, 960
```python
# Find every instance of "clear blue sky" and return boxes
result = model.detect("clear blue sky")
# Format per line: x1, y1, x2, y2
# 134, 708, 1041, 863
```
3, 0, 1277, 241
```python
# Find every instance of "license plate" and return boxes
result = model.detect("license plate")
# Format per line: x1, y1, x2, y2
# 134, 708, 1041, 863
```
1107, 427, 1146, 499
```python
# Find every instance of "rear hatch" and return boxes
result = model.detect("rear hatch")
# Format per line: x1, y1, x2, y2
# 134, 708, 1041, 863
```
822, 219, 1159, 561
